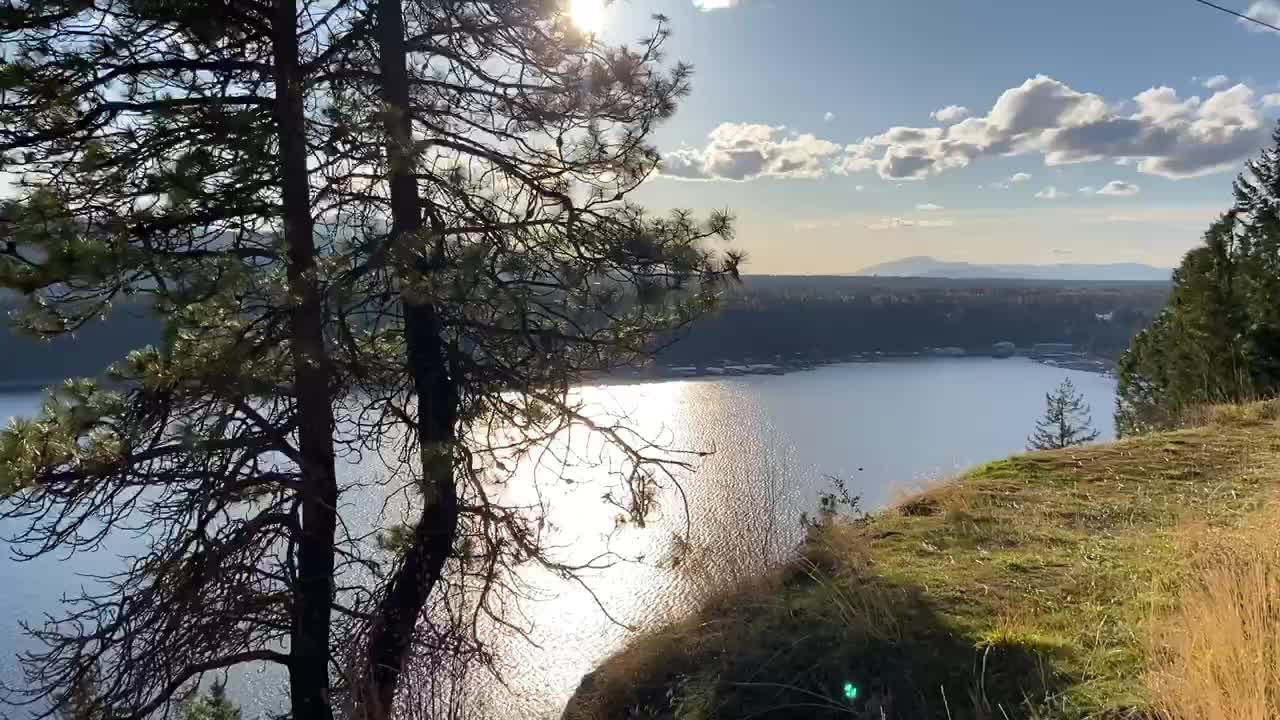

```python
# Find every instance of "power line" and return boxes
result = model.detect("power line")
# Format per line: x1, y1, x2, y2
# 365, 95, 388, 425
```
1190, 0, 1280, 33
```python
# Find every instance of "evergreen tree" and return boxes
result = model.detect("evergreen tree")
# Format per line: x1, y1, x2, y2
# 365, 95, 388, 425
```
1028, 378, 1100, 450
0, 3, 342, 718
0, 2, 737, 719
1116, 216, 1253, 433
1117, 124, 1280, 435
178, 683, 240, 720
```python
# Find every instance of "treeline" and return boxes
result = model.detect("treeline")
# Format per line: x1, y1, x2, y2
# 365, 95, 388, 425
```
1, 280, 1169, 387
1117, 126, 1280, 434
0, 278, 1169, 386
659, 277, 1169, 366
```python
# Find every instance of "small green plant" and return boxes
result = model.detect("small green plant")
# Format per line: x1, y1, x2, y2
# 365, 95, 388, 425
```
801, 474, 864, 532
179, 682, 240, 720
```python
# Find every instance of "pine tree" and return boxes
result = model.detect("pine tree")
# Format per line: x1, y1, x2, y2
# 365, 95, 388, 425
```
325, 4, 739, 714
1117, 123, 1280, 435
1029, 378, 1100, 450
1116, 215, 1253, 434
0, 2, 738, 719
0, 3, 341, 718
178, 683, 240, 720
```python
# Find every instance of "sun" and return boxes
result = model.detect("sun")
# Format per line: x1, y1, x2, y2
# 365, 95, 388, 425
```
569, 0, 606, 35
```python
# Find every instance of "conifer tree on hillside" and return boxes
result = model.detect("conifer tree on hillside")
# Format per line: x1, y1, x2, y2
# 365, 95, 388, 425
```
1117, 124, 1280, 435
178, 684, 240, 720
1028, 378, 1100, 450
0, 2, 738, 719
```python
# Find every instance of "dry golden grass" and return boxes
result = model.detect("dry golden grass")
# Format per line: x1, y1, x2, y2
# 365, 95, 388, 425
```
1147, 509, 1280, 720
566, 565, 794, 720
1181, 398, 1280, 429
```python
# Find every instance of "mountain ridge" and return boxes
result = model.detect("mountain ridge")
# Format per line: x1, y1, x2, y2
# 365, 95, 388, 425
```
857, 255, 1171, 281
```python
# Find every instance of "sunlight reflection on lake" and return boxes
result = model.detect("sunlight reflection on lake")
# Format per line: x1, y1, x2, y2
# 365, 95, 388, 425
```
441, 358, 1117, 718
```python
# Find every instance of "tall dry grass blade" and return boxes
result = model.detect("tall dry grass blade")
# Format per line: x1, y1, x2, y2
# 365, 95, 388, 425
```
1148, 514, 1280, 720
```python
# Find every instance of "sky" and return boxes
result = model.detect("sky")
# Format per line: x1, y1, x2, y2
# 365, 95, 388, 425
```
587, 0, 1280, 273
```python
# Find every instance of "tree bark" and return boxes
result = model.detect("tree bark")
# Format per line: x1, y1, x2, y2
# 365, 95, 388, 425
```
271, 2, 339, 720
364, 0, 460, 715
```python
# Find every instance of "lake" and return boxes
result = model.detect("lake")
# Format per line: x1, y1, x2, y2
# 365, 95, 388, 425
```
0, 357, 1116, 718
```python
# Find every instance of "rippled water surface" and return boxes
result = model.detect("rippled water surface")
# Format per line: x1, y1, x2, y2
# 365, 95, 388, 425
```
0, 358, 1116, 718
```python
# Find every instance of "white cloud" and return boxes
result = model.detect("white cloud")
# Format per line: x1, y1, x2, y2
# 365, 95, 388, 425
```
854, 185, 865, 191
987, 171, 1034, 190
834, 75, 1270, 181
661, 123, 840, 181
668, 75, 1269, 185
916, 203, 944, 211
824, 111, 836, 123
1096, 180, 1140, 196
1051, 248, 1074, 256
1204, 74, 1231, 89
1035, 186, 1064, 199
867, 217, 955, 230
930, 105, 971, 124
1079, 185, 1096, 193
1240, 1, 1280, 31
793, 218, 843, 231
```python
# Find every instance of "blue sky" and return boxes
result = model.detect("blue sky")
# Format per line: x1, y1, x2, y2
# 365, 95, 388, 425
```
590, 0, 1280, 273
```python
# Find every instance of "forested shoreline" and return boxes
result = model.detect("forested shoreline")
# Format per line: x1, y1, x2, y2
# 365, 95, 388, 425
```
1, 277, 1168, 387
658, 276, 1168, 367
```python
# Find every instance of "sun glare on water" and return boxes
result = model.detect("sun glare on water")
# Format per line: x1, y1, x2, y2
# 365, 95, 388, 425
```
569, 0, 606, 35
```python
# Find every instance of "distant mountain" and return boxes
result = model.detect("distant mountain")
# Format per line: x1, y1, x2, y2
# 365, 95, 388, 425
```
857, 256, 1171, 282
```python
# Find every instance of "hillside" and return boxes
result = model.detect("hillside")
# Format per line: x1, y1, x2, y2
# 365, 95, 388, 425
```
568, 403, 1280, 719
857, 256, 1171, 282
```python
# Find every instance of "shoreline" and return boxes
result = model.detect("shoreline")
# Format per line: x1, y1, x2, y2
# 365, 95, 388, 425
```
590, 349, 1115, 385
0, 352, 1116, 396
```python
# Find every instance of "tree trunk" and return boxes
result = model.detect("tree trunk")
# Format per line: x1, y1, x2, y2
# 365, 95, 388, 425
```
364, 0, 460, 715
271, 3, 339, 720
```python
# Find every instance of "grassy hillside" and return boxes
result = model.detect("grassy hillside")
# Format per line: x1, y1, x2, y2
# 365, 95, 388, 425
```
567, 402, 1280, 720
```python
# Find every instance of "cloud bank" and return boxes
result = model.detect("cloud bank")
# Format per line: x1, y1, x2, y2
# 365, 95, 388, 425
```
866, 217, 955, 230
841, 76, 1268, 181
662, 75, 1273, 183
661, 123, 840, 181
692, 0, 739, 10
